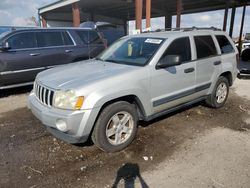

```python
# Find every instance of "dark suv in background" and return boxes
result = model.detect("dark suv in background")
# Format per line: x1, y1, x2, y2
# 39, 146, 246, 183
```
0, 24, 124, 90
0, 26, 34, 36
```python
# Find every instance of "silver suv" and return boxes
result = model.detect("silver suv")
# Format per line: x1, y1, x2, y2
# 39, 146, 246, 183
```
28, 28, 239, 152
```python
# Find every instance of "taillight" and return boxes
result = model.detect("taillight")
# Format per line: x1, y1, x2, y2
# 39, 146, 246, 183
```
236, 53, 240, 64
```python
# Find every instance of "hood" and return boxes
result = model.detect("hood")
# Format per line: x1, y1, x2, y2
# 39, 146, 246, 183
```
36, 59, 139, 90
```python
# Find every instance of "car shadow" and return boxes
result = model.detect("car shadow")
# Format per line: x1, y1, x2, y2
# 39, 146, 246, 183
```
0, 85, 33, 98
237, 69, 250, 80
73, 138, 94, 147
112, 163, 149, 188
237, 74, 250, 80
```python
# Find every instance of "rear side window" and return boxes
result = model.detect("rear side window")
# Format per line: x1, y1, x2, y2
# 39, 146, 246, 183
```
37, 31, 64, 47
162, 37, 191, 62
62, 31, 74, 46
194, 35, 217, 59
216, 35, 234, 54
6, 32, 37, 50
76, 30, 100, 43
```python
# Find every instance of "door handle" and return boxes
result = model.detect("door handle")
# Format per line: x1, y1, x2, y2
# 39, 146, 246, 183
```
184, 67, 195, 73
214, 61, 222, 65
30, 53, 40, 56
65, 50, 73, 53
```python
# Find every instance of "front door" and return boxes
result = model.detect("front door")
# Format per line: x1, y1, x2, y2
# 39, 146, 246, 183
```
0, 31, 42, 88
150, 37, 196, 114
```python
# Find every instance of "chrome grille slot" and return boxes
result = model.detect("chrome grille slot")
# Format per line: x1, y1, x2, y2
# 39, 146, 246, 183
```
34, 82, 54, 107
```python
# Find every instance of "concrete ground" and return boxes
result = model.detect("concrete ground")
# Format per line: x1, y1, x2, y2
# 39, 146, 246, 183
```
0, 61, 250, 188
135, 128, 250, 188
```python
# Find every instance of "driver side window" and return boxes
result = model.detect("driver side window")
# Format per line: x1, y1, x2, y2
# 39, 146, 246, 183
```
6, 32, 37, 50
160, 37, 191, 64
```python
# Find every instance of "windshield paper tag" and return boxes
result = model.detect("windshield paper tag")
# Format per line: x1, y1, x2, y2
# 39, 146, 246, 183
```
145, 38, 162, 44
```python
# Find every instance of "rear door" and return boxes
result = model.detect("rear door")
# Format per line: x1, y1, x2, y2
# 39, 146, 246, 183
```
192, 34, 221, 97
0, 31, 41, 87
35, 30, 74, 68
215, 34, 237, 79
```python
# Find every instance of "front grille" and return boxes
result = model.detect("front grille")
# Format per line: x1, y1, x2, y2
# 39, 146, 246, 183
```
34, 82, 54, 107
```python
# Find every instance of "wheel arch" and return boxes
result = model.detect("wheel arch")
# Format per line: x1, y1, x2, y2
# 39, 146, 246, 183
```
220, 71, 233, 86
97, 95, 147, 121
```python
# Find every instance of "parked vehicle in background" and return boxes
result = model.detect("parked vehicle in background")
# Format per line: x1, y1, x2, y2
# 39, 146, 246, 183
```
235, 41, 250, 50
235, 41, 250, 61
96, 22, 125, 46
0, 27, 113, 89
242, 48, 250, 61
80, 21, 125, 46
28, 28, 238, 152
0, 26, 34, 37
245, 33, 250, 41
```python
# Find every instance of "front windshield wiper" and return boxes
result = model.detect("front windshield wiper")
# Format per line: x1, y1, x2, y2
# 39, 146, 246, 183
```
95, 58, 120, 64
106, 59, 121, 64
106, 59, 141, 66
95, 58, 121, 64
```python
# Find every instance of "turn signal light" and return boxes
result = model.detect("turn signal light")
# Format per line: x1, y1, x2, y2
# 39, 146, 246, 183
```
75, 96, 84, 110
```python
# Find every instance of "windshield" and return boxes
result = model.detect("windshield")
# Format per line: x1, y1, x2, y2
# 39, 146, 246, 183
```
0, 31, 10, 39
97, 37, 165, 66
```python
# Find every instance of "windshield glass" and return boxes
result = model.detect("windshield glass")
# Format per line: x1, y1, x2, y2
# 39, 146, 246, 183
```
0, 31, 10, 39
97, 37, 165, 66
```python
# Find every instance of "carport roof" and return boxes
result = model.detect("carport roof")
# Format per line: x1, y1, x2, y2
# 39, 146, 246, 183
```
39, 0, 250, 22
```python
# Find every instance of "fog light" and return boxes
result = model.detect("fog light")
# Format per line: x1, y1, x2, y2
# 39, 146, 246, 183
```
56, 119, 68, 132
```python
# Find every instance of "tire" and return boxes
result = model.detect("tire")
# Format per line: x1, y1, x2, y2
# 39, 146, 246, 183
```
205, 76, 229, 108
91, 101, 138, 152
241, 49, 250, 61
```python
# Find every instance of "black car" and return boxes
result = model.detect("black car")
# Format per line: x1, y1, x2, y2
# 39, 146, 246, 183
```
0, 26, 121, 90
0, 26, 35, 36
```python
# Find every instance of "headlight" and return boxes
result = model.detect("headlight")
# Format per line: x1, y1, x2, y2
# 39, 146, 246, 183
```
54, 90, 84, 110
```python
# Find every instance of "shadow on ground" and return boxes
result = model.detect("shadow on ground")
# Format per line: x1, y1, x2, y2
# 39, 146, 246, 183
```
112, 163, 149, 188
0, 86, 32, 98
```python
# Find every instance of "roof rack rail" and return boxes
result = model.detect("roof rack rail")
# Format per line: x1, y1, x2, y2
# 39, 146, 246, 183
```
143, 26, 221, 33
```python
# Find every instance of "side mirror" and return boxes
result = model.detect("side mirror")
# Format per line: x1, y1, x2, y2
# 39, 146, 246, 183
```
0, 42, 10, 51
156, 55, 182, 69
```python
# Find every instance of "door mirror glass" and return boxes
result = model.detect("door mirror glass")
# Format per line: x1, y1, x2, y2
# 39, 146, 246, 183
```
156, 55, 182, 69
0, 42, 10, 51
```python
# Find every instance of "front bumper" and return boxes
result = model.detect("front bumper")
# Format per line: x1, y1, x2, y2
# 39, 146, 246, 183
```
28, 92, 99, 144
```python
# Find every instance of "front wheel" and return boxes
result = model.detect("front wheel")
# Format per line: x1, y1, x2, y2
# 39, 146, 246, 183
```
91, 101, 138, 152
206, 76, 229, 108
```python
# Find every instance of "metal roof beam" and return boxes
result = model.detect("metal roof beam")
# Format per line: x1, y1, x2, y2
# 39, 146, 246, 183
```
39, 0, 80, 14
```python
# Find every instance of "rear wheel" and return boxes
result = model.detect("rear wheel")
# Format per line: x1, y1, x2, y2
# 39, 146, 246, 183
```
206, 76, 229, 108
91, 101, 138, 152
